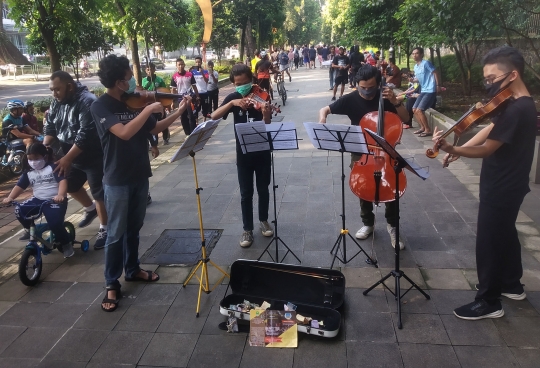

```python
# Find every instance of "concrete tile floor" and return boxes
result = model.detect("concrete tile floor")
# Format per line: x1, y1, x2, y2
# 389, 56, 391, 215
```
0, 69, 538, 367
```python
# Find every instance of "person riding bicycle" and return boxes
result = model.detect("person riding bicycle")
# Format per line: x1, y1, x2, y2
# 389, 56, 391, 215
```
3, 100, 41, 147
3, 143, 73, 257
22, 101, 41, 133
278, 49, 292, 82
255, 52, 278, 97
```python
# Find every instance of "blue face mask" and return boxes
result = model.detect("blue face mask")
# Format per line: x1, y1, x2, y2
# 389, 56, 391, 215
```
235, 83, 253, 97
124, 76, 137, 94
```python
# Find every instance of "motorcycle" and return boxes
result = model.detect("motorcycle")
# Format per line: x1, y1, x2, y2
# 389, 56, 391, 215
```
0, 125, 43, 175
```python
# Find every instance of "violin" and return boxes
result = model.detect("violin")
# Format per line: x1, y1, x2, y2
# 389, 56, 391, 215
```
245, 85, 281, 116
426, 87, 513, 167
349, 78, 407, 203
123, 86, 184, 111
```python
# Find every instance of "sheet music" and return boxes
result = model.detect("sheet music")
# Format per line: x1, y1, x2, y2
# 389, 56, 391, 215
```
169, 119, 221, 162
303, 122, 368, 154
234, 121, 270, 154
266, 122, 298, 150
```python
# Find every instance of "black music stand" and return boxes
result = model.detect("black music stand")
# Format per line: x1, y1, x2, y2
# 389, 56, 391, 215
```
235, 121, 301, 264
361, 128, 430, 329
303, 123, 378, 269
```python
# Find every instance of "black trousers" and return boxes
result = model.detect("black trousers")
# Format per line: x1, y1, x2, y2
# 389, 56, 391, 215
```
207, 89, 219, 112
476, 199, 524, 303
360, 199, 398, 227
181, 108, 197, 135
197, 93, 209, 117
237, 163, 271, 231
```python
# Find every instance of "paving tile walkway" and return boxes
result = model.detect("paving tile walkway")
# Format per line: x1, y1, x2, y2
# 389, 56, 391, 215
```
0, 69, 539, 367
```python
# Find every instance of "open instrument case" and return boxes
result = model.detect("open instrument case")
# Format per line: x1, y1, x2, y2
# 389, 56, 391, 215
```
219, 260, 346, 338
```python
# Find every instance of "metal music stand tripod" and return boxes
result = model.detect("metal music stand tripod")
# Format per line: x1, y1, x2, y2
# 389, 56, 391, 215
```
170, 119, 230, 317
361, 128, 431, 329
303, 123, 378, 269
234, 121, 301, 264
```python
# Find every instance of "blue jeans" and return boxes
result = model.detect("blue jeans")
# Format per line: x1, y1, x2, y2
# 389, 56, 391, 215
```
412, 92, 437, 111
104, 179, 149, 288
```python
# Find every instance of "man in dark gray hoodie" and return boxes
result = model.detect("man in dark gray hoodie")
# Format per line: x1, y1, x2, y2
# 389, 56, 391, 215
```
44, 71, 107, 250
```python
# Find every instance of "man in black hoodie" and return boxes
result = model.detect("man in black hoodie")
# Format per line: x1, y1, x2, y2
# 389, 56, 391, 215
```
44, 71, 107, 250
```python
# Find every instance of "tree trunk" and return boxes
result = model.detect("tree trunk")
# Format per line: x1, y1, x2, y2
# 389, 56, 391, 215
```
239, 24, 246, 62
245, 18, 255, 58
429, 47, 435, 64
43, 32, 62, 72
0, 0, 30, 66
406, 39, 410, 70
436, 47, 443, 84
130, 35, 142, 85
453, 46, 469, 96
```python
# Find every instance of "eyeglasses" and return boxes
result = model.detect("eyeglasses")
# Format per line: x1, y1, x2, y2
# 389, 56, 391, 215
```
483, 72, 511, 86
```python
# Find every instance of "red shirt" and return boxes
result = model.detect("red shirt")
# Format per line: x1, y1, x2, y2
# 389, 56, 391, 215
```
22, 114, 39, 132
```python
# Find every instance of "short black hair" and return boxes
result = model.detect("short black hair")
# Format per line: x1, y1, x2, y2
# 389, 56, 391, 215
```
50, 70, 76, 88
176, 58, 184, 64
356, 64, 381, 84
97, 54, 130, 88
195, 56, 202, 61
147, 62, 156, 69
207, 60, 214, 67
482, 45, 525, 77
413, 47, 424, 56
229, 63, 252, 83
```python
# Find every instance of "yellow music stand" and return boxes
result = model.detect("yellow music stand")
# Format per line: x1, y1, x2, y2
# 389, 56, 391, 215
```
183, 150, 229, 316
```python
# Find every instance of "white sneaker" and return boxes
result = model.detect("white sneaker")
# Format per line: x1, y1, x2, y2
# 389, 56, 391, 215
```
355, 226, 374, 240
62, 242, 75, 258
387, 224, 404, 250
260, 221, 274, 237
240, 231, 253, 248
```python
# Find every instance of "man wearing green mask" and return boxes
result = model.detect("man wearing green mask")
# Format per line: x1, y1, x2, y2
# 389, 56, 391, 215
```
90, 54, 191, 312
211, 64, 274, 248
318, 64, 409, 250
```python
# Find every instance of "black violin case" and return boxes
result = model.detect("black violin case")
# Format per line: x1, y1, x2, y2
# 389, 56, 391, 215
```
219, 259, 345, 337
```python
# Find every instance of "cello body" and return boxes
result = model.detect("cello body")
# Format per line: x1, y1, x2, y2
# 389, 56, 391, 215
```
349, 111, 407, 203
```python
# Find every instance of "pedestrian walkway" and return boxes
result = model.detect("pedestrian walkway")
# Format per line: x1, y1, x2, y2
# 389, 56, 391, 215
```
0, 68, 539, 368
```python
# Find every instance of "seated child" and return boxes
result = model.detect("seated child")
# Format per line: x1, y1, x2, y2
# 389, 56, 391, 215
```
3, 143, 73, 257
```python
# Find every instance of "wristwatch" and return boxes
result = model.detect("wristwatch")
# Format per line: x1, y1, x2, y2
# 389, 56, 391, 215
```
393, 101, 403, 108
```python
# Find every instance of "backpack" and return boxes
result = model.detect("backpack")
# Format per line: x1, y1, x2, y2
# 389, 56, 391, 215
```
280, 53, 289, 64
386, 65, 393, 76
294, 50, 299, 58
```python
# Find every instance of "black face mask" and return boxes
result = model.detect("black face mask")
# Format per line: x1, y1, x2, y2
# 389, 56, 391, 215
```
359, 87, 377, 99
485, 78, 506, 99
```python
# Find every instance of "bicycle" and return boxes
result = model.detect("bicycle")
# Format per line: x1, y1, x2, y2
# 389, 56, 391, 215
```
4, 201, 90, 286
275, 72, 287, 106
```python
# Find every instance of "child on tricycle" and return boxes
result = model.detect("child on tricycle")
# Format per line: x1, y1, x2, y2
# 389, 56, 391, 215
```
3, 142, 73, 258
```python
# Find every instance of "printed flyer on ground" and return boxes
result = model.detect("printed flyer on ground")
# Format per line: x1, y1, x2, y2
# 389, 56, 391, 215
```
249, 310, 298, 348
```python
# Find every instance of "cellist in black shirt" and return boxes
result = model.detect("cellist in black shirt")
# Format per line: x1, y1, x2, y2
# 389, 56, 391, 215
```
434, 46, 537, 321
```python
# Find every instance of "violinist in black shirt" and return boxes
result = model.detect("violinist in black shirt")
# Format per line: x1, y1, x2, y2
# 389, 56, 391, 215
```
434, 46, 537, 321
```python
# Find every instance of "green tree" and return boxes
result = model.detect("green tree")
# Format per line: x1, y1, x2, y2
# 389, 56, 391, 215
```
101, 0, 191, 85
6, 0, 101, 71
207, 2, 238, 64
349, 0, 401, 49
284, 0, 322, 46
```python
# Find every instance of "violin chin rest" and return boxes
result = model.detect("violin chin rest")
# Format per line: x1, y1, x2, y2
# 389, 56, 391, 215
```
425, 148, 438, 159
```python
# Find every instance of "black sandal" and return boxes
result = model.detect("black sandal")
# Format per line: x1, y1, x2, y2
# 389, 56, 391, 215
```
101, 286, 121, 312
125, 269, 160, 282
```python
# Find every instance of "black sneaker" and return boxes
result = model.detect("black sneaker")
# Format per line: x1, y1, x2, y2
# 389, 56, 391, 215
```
475, 283, 526, 300
454, 300, 504, 320
93, 228, 107, 250
19, 231, 30, 241
331, 97, 336, 101
147, 193, 152, 206
78, 208, 98, 228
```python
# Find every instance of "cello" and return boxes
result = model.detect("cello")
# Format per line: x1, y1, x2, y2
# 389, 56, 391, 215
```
426, 87, 513, 167
349, 77, 407, 203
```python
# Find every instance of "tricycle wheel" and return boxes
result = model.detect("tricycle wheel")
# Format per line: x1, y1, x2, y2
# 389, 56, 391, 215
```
64, 222, 76, 242
81, 240, 90, 252
19, 248, 42, 286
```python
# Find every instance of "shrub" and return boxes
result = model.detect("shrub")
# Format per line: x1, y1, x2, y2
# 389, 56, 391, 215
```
438, 54, 483, 87
214, 65, 232, 76
156, 72, 172, 87
89, 86, 106, 97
